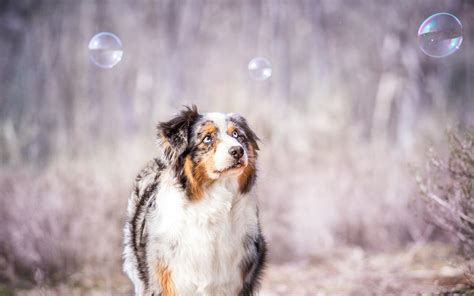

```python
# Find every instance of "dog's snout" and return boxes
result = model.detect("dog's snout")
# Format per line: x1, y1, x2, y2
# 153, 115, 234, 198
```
229, 146, 244, 160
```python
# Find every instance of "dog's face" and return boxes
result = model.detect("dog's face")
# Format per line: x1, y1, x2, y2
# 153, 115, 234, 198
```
190, 113, 251, 178
157, 106, 259, 200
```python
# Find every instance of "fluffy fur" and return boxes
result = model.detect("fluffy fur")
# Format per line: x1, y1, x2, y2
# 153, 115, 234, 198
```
123, 106, 266, 296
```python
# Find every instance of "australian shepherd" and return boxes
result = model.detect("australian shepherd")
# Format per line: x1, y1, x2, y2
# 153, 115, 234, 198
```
123, 106, 266, 296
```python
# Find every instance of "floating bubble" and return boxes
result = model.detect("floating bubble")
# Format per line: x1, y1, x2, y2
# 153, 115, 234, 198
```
418, 13, 463, 58
248, 57, 272, 80
88, 32, 123, 69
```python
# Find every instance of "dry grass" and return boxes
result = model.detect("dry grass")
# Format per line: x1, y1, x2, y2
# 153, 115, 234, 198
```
0, 142, 149, 289
12, 243, 473, 295
260, 243, 473, 295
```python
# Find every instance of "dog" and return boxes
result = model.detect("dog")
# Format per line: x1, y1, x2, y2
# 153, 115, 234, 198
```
123, 106, 266, 296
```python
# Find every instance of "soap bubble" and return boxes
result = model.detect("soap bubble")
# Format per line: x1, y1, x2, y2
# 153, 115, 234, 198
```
418, 13, 463, 58
88, 32, 123, 69
248, 57, 272, 80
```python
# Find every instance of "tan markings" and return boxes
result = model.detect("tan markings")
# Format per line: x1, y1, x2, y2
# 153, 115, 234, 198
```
227, 122, 236, 135
202, 122, 218, 136
239, 143, 257, 192
228, 122, 257, 191
155, 263, 176, 296
184, 155, 213, 201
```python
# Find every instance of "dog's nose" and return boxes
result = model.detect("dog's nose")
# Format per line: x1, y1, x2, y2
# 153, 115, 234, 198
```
229, 146, 244, 160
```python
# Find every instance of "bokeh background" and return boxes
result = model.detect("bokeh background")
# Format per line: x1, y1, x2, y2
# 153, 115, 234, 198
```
1, 0, 473, 294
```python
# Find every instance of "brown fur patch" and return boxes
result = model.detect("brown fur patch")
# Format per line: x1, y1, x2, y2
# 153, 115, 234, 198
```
239, 144, 257, 192
184, 155, 213, 201
202, 122, 218, 136
227, 121, 258, 192
227, 123, 236, 135
155, 263, 176, 296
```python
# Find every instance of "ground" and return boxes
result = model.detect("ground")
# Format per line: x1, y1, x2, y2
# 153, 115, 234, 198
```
260, 244, 472, 295
13, 243, 473, 296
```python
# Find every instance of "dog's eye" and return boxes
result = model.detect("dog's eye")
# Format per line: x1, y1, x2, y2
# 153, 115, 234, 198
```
232, 130, 239, 138
203, 135, 212, 144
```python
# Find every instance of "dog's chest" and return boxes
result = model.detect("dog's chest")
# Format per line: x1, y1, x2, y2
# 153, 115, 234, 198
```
149, 179, 257, 295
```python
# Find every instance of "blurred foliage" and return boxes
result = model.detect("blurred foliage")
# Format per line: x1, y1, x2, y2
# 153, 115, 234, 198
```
0, 0, 473, 165
418, 129, 474, 256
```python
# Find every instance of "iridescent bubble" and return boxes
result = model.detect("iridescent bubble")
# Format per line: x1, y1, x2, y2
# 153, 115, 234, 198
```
248, 57, 272, 80
88, 32, 123, 69
418, 13, 463, 58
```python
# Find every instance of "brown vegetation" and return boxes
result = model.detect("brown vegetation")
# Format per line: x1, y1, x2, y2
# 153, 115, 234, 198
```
417, 129, 474, 256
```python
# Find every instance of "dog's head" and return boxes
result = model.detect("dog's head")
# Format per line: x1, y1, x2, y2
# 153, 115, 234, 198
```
157, 105, 259, 200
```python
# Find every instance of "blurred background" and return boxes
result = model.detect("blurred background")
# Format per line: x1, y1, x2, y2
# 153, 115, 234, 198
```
1, 0, 473, 294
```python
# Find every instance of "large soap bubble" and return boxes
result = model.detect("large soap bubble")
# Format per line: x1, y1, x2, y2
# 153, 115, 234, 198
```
88, 32, 124, 69
418, 13, 463, 58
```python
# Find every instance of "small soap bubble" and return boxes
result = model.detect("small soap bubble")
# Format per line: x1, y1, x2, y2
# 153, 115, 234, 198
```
88, 32, 123, 69
418, 13, 463, 58
248, 57, 272, 80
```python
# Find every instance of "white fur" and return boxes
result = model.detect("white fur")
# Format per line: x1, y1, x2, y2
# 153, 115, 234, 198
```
146, 169, 259, 295
123, 230, 145, 295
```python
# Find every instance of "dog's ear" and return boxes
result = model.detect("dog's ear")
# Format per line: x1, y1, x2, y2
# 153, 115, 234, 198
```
230, 114, 260, 151
157, 105, 200, 164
